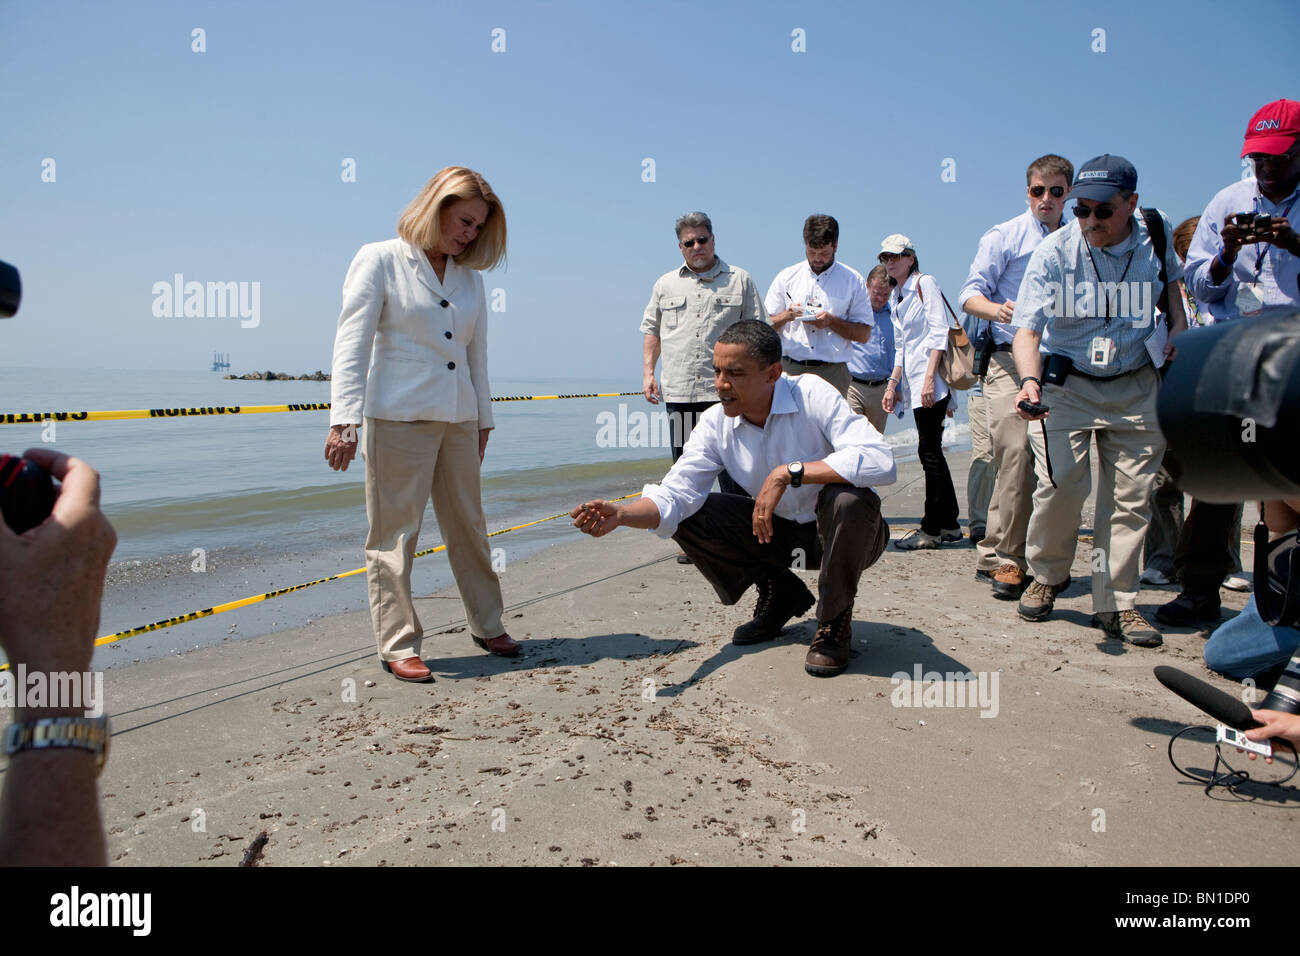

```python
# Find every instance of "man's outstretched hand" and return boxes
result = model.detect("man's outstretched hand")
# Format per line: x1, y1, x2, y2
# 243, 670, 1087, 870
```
572, 500, 621, 537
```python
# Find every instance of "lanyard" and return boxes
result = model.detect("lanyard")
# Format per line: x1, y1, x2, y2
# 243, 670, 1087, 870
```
1083, 233, 1136, 324
1251, 193, 1299, 278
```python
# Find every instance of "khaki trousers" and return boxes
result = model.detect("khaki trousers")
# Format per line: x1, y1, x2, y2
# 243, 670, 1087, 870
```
847, 379, 890, 434
363, 418, 504, 662
976, 351, 1036, 572
966, 386, 995, 533
782, 358, 851, 397
1025, 365, 1164, 613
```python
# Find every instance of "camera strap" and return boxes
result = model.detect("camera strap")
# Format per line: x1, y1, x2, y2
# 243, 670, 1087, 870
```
1254, 510, 1300, 628
1139, 207, 1170, 317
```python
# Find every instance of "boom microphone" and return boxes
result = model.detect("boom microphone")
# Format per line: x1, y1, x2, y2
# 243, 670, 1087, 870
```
1153, 666, 1263, 731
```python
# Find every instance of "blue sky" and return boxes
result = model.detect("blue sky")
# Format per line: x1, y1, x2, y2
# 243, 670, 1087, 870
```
1, 0, 1296, 382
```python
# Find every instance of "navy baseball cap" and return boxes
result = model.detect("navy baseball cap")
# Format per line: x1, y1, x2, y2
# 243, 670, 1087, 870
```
1069, 154, 1138, 202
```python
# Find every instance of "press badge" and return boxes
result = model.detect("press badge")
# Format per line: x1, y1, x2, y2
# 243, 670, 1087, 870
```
1235, 281, 1265, 317
1089, 336, 1116, 367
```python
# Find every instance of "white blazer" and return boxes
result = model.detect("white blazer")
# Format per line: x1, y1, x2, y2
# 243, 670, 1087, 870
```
330, 238, 494, 429
891, 272, 950, 410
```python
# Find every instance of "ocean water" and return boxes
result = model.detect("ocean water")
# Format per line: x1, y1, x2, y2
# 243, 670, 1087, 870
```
0, 367, 969, 665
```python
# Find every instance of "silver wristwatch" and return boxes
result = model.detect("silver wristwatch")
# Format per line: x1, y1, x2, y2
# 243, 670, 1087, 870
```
3, 715, 111, 775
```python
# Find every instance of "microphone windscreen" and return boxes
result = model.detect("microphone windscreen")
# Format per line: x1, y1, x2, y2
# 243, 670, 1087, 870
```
1154, 666, 1262, 731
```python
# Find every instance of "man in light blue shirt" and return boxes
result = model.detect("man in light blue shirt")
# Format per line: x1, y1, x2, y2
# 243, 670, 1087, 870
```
1184, 98, 1300, 324
846, 264, 896, 433
1011, 155, 1187, 648
1159, 99, 1300, 630
959, 154, 1073, 600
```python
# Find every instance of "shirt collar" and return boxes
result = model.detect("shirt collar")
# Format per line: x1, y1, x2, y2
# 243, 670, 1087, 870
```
679, 256, 730, 282
1258, 180, 1300, 213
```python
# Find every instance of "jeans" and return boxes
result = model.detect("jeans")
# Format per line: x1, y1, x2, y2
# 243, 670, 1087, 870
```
1203, 594, 1300, 681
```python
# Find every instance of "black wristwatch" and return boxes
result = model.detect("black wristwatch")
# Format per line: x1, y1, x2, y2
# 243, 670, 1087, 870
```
1022, 376, 1041, 387
787, 461, 804, 487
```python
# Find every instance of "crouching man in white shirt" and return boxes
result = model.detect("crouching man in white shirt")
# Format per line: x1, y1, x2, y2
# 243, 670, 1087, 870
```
571, 320, 897, 676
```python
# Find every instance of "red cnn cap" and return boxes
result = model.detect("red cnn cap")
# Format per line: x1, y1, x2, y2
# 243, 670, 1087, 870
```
1241, 99, 1300, 157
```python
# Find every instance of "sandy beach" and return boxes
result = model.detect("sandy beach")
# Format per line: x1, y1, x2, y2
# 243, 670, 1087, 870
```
78, 451, 1297, 867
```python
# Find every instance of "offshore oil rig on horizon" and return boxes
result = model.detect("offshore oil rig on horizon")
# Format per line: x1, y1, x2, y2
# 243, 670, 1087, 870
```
210, 351, 231, 372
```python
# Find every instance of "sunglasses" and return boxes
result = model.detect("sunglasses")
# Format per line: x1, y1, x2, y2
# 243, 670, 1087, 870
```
1029, 185, 1066, 198
680, 236, 712, 248
1073, 203, 1117, 220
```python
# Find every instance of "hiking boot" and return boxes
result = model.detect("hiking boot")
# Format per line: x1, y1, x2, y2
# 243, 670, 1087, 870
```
1018, 579, 1066, 621
895, 529, 941, 550
1093, 609, 1163, 647
991, 562, 1030, 601
805, 605, 854, 676
969, 526, 986, 546
1154, 591, 1221, 627
732, 573, 815, 645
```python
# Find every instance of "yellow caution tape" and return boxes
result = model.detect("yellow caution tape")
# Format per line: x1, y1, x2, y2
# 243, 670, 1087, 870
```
0, 393, 641, 425
81, 492, 642, 652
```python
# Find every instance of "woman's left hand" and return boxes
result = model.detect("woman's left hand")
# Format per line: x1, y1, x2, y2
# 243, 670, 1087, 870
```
479, 428, 491, 463
921, 376, 936, 408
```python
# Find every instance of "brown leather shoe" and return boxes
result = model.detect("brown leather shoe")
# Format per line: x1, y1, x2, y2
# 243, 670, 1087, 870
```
381, 656, 433, 682
804, 606, 853, 677
473, 632, 521, 657
991, 562, 1030, 600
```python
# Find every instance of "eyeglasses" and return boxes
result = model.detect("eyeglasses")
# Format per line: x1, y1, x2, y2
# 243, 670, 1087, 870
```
1073, 203, 1117, 220
1029, 185, 1066, 198
878, 252, 903, 263
680, 236, 712, 248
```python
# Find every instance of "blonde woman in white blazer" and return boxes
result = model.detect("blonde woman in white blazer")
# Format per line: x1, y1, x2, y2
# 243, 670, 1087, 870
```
879, 234, 962, 550
325, 167, 518, 683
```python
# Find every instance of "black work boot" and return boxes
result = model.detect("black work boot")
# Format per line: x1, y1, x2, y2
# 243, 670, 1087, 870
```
732, 572, 815, 645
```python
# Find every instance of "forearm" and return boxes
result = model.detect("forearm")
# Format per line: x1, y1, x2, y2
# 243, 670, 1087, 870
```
642, 334, 661, 376
0, 749, 106, 866
771, 308, 799, 330
800, 460, 850, 485
1013, 328, 1043, 380
1166, 280, 1188, 333
617, 498, 662, 530
962, 294, 1003, 323
925, 350, 943, 380
827, 317, 871, 342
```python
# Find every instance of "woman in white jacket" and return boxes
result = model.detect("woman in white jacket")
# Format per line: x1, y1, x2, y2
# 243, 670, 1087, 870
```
879, 234, 962, 550
324, 167, 518, 683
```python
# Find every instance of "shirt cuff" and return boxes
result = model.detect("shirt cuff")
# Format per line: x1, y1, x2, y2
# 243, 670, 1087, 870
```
640, 484, 676, 539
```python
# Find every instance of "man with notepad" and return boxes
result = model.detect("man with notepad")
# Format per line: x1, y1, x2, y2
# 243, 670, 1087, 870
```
766, 215, 874, 397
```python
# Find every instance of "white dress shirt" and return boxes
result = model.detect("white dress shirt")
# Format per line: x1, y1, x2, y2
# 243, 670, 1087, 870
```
764, 260, 873, 362
330, 238, 494, 428
891, 273, 950, 409
641, 373, 897, 538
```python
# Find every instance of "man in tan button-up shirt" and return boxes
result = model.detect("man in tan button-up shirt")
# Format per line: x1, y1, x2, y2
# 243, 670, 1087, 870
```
641, 211, 767, 467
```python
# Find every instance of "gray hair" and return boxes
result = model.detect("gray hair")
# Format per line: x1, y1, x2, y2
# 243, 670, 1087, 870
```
675, 211, 713, 240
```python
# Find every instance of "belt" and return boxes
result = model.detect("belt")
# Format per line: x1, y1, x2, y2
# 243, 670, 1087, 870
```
1066, 364, 1149, 383
783, 355, 843, 368
851, 375, 890, 386
991, 343, 1013, 353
